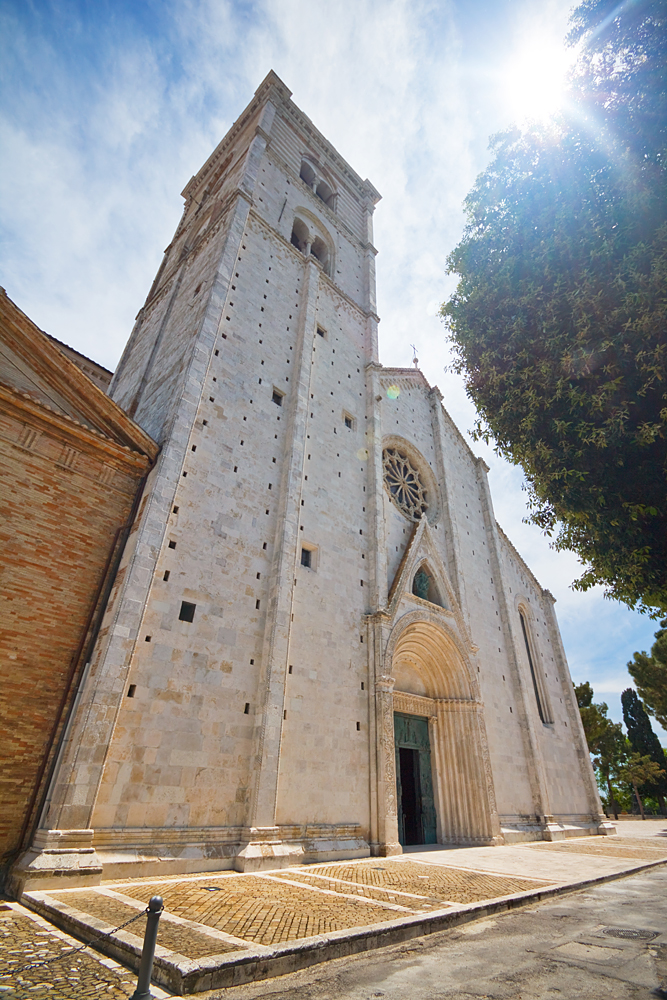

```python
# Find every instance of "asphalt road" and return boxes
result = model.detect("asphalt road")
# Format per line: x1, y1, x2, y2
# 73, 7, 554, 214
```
201, 865, 667, 1000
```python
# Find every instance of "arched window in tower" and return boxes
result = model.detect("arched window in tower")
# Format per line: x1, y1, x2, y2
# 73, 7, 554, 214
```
315, 179, 335, 210
382, 447, 428, 521
519, 610, 553, 724
299, 159, 337, 212
299, 160, 317, 189
290, 217, 309, 254
310, 236, 330, 275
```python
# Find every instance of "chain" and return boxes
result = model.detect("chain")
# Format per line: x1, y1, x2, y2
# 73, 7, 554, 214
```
2, 906, 149, 977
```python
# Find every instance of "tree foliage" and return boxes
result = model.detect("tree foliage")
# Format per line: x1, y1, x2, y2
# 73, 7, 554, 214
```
628, 618, 667, 728
575, 682, 629, 817
442, 0, 667, 614
621, 686, 667, 809
617, 751, 665, 818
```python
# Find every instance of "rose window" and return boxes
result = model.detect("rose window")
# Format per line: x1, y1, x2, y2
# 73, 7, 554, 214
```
382, 448, 428, 521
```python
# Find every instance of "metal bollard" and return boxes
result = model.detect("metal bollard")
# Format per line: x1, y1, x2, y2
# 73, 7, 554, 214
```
130, 895, 164, 1000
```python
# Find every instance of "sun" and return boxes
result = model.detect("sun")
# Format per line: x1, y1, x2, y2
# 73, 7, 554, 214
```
502, 35, 575, 123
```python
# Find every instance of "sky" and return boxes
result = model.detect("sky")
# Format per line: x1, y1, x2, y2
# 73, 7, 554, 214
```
1, 0, 664, 745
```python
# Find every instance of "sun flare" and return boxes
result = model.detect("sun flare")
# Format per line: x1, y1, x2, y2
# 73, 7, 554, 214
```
502, 36, 575, 123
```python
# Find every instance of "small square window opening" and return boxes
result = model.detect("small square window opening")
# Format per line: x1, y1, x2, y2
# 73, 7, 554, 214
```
179, 601, 196, 623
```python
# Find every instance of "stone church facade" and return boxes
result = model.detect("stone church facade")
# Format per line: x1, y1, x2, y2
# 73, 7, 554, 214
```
12, 71, 610, 893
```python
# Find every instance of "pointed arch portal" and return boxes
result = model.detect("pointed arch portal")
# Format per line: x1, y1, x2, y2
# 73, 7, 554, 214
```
380, 616, 500, 849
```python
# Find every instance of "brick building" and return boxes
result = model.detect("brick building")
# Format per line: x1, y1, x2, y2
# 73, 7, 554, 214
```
0, 289, 157, 880
10, 73, 611, 894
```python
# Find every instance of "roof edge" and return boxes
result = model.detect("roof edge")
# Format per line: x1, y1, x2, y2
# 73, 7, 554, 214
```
0, 289, 158, 462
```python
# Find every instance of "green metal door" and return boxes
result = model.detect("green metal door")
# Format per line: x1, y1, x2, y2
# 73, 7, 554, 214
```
394, 713, 437, 845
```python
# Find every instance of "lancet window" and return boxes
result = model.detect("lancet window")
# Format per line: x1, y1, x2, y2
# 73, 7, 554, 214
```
519, 610, 553, 724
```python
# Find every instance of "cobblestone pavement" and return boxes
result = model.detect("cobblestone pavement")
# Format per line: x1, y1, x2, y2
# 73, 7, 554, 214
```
291, 859, 546, 906
45, 861, 550, 951
11, 833, 667, 994
192, 865, 667, 1000
0, 902, 172, 999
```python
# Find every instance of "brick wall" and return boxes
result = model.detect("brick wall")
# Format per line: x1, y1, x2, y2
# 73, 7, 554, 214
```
0, 379, 154, 867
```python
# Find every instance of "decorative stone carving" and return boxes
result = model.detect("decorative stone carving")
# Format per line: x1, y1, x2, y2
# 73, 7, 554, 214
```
382, 447, 428, 521
393, 691, 437, 718
378, 681, 397, 818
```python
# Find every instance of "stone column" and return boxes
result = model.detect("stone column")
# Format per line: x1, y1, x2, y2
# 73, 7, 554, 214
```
367, 362, 388, 610
369, 614, 401, 856
434, 700, 498, 844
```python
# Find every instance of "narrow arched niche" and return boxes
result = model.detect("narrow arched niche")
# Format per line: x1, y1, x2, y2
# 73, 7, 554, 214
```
412, 564, 445, 608
315, 179, 335, 209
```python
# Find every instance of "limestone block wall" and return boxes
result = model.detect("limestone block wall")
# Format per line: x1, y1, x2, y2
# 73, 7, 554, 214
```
375, 379, 538, 824
497, 531, 599, 820
273, 277, 372, 831
372, 369, 601, 835
84, 77, 382, 849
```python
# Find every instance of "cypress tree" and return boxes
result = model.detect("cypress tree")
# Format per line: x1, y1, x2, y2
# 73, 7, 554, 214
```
621, 688, 667, 813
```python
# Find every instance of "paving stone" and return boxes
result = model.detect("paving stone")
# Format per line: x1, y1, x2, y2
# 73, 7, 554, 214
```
0, 909, 137, 999
300, 859, 549, 906
526, 838, 667, 861
47, 855, 552, 957
88, 875, 404, 946
16, 838, 667, 994
58, 893, 241, 959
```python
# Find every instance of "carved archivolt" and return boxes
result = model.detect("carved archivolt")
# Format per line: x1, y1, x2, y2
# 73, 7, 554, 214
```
377, 612, 502, 845
384, 609, 481, 703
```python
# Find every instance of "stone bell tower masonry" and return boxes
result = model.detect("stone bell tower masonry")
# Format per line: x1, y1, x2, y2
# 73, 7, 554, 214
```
12, 71, 385, 889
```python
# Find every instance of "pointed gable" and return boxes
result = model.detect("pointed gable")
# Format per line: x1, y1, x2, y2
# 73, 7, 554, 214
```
0, 289, 157, 460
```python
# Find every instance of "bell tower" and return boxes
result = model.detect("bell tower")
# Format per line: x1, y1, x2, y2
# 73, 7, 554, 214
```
15, 71, 384, 887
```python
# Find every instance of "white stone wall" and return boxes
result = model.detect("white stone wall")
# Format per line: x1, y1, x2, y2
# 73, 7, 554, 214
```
373, 367, 601, 838
87, 78, 381, 850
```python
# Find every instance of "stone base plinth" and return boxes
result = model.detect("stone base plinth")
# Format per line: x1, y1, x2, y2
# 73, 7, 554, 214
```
9, 829, 103, 898
10, 824, 370, 891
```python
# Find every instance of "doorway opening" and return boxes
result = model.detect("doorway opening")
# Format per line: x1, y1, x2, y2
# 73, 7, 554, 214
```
399, 747, 422, 844
394, 713, 437, 846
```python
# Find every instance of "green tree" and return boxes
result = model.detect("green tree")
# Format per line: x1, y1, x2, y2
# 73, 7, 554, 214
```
621, 687, 667, 812
441, 0, 667, 614
627, 618, 667, 729
575, 682, 628, 818
616, 751, 665, 819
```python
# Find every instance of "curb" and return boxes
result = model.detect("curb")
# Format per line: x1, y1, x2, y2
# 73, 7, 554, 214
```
22, 856, 667, 994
